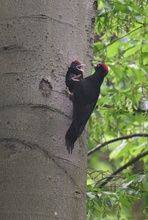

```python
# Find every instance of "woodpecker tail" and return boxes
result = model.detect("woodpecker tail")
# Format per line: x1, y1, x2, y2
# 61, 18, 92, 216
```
65, 121, 77, 154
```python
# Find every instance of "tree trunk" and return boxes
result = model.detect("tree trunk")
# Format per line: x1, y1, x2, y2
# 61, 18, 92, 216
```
0, 1, 95, 219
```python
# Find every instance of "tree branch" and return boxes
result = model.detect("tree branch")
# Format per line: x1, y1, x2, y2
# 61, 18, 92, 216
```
88, 133, 148, 156
98, 150, 148, 188
95, 25, 143, 53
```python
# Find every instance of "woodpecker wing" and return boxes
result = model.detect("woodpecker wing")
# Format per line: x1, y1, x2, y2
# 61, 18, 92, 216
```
73, 77, 100, 137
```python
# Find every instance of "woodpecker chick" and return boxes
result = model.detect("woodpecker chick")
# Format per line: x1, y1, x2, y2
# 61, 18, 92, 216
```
65, 59, 85, 94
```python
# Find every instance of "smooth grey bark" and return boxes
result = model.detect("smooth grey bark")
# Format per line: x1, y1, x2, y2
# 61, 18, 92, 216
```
0, 1, 95, 219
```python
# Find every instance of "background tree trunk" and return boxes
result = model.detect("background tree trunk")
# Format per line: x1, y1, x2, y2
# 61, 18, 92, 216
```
0, 1, 95, 219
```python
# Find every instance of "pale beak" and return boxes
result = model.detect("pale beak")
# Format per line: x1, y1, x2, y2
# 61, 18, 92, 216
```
71, 74, 82, 81
76, 64, 86, 72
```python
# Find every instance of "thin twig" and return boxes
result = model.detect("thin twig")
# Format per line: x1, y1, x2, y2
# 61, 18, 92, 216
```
88, 133, 148, 156
95, 25, 143, 53
98, 150, 148, 188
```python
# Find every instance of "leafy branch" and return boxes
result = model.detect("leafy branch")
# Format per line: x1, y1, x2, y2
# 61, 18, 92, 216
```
97, 150, 148, 188
94, 25, 143, 53
88, 133, 148, 156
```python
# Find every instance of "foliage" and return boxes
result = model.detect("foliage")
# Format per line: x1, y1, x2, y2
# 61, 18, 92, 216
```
87, 172, 148, 220
87, 0, 148, 219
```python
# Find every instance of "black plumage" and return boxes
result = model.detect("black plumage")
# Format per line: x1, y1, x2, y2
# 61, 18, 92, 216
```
65, 63, 109, 153
65, 59, 85, 94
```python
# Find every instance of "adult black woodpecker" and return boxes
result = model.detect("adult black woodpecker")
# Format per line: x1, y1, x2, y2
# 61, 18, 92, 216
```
65, 63, 109, 154
65, 59, 85, 94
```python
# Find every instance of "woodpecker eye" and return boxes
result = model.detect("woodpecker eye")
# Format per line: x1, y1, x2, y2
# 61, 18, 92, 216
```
95, 64, 100, 68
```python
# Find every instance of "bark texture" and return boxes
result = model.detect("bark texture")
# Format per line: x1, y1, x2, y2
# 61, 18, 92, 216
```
0, 1, 95, 219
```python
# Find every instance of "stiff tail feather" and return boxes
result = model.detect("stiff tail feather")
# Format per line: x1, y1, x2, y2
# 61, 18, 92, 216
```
65, 121, 77, 154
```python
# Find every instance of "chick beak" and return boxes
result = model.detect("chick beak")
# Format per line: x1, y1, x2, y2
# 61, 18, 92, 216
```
71, 74, 82, 81
76, 64, 86, 72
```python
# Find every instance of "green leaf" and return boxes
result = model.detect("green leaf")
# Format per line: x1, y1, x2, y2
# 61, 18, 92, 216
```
124, 45, 140, 57
107, 40, 120, 57
110, 140, 127, 158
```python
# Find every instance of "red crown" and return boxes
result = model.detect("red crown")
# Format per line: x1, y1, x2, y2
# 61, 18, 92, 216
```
72, 59, 81, 64
101, 63, 109, 72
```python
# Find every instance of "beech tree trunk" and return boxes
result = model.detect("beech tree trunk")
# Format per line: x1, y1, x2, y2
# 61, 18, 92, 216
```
0, 1, 95, 219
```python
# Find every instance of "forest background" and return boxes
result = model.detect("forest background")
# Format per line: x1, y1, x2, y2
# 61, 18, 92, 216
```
87, 0, 148, 219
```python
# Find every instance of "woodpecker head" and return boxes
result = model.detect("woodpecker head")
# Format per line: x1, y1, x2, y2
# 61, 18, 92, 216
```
95, 63, 109, 76
71, 59, 85, 73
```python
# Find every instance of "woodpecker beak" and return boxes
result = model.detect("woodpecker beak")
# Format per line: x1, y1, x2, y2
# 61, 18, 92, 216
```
76, 64, 86, 72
